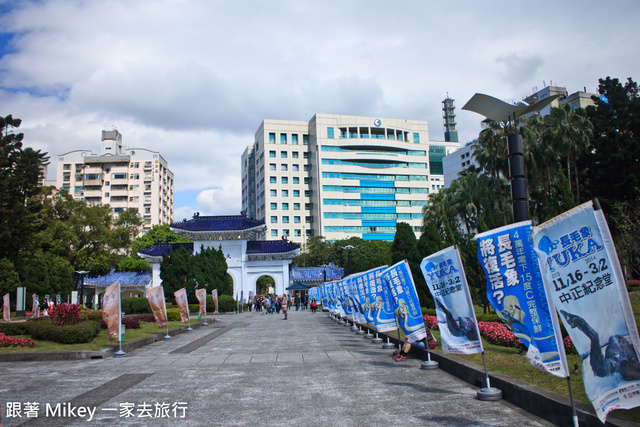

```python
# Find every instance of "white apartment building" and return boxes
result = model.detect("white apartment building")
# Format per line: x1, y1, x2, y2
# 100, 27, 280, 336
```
242, 114, 460, 244
56, 130, 174, 231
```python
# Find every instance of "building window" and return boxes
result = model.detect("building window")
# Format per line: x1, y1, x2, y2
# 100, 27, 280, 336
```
327, 127, 334, 139
293, 190, 300, 197
294, 229, 301, 237
305, 190, 312, 197
270, 176, 276, 183
294, 203, 300, 210
269, 164, 276, 170
269, 133, 276, 144
304, 164, 311, 171
281, 151, 287, 158
292, 152, 299, 159
282, 203, 289, 210
292, 134, 298, 145
63, 164, 71, 170
282, 190, 289, 197
280, 133, 287, 144
282, 229, 290, 236
270, 216, 277, 224
269, 151, 276, 158
292, 164, 299, 171
303, 152, 309, 159
270, 203, 277, 210
413, 132, 420, 143
281, 164, 288, 171
281, 177, 288, 184
303, 134, 309, 145
270, 190, 277, 196
282, 216, 289, 224
294, 216, 301, 223
305, 203, 312, 211
111, 173, 127, 180
293, 177, 300, 184
304, 177, 310, 184
271, 230, 278, 237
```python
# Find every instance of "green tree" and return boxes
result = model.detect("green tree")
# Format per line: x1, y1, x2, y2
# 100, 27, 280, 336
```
131, 224, 191, 255
0, 257, 21, 296
390, 222, 417, 265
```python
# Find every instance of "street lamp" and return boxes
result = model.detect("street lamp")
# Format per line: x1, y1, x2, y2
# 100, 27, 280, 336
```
74, 271, 89, 308
462, 93, 561, 222
339, 245, 357, 276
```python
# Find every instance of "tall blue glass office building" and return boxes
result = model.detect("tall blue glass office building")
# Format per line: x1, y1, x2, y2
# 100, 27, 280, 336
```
241, 114, 460, 244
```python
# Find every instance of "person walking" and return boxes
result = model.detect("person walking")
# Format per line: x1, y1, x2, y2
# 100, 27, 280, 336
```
310, 297, 317, 314
281, 295, 288, 320
294, 294, 300, 311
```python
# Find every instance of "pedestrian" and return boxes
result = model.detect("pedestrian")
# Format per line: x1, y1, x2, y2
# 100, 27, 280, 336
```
303, 294, 309, 310
294, 294, 300, 311
310, 297, 317, 314
282, 294, 288, 320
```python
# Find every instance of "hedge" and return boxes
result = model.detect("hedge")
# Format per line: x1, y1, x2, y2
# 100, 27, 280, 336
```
121, 297, 152, 314
28, 320, 101, 344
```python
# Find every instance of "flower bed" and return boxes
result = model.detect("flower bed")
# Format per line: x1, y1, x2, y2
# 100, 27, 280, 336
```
0, 332, 36, 348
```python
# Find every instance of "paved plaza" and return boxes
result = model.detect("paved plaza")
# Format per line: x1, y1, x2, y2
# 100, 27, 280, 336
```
1, 309, 556, 426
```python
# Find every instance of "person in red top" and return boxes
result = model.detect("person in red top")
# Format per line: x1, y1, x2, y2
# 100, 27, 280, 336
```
310, 297, 318, 314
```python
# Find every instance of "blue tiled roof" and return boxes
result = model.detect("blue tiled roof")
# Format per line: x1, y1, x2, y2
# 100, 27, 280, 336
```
85, 269, 152, 287
291, 263, 344, 281
246, 240, 300, 254
171, 213, 264, 232
138, 242, 194, 257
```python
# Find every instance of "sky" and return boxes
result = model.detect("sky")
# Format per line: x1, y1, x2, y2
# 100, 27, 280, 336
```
1, 0, 638, 222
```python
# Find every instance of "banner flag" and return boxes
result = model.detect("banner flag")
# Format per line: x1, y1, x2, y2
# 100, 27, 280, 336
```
32, 293, 39, 318
381, 261, 426, 342
3, 293, 9, 322
333, 281, 346, 317
346, 275, 365, 323
196, 288, 206, 319
211, 289, 219, 315
531, 201, 640, 422
352, 272, 368, 324
420, 246, 483, 354
147, 286, 168, 328
340, 278, 355, 320
174, 288, 190, 323
359, 266, 396, 332
474, 221, 569, 378
101, 282, 121, 341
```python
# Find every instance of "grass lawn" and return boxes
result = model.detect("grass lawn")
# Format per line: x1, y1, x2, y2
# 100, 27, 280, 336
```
0, 320, 190, 353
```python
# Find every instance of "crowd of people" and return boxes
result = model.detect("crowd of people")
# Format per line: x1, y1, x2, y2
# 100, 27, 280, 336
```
248, 294, 318, 318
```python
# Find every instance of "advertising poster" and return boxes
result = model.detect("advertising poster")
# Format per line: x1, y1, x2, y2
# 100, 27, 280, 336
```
381, 261, 426, 343
531, 202, 640, 422
101, 282, 120, 341
174, 288, 190, 323
347, 274, 366, 324
196, 288, 206, 319
420, 246, 483, 354
3, 293, 9, 322
474, 221, 569, 378
333, 281, 345, 317
147, 286, 168, 328
359, 266, 397, 332
211, 289, 219, 315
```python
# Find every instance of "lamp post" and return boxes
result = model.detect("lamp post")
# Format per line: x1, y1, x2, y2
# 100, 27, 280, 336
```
462, 93, 561, 222
340, 245, 357, 276
75, 270, 89, 308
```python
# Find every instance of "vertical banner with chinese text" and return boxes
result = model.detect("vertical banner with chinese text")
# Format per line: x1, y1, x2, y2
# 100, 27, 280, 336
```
420, 246, 483, 354
474, 221, 568, 377
3, 293, 9, 322
174, 288, 190, 323
381, 261, 426, 342
196, 289, 206, 319
211, 289, 219, 315
147, 286, 168, 328
531, 201, 640, 422
101, 282, 121, 341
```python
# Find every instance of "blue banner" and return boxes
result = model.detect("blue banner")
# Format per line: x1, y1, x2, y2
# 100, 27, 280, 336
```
532, 202, 640, 422
381, 261, 426, 342
420, 246, 483, 354
474, 221, 568, 378
360, 266, 397, 332
347, 274, 367, 324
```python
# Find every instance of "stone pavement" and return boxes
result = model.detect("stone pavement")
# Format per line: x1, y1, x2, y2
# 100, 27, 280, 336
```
0, 309, 557, 426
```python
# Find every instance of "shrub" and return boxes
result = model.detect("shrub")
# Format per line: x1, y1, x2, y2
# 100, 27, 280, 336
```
132, 314, 156, 323
628, 280, 640, 289
122, 316, 140, 330
50, 303, 81, 326
478, 321, 524, 349
421, 307, 436, 316
166, 308, 182, 322
0, 332, 35, 347
84, 311, 104, 322
476, 314, 502, 323
218, 294, 237, 312
422, 314, 439, 330
29, 320, 101, 344
0, 322, 31, 336
564, 335, 577, 354
121, 297, 152, 314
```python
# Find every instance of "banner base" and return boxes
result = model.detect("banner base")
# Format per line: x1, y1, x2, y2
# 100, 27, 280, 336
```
477, 387, 502, 401
421, 360, 439, 370
372, 337, 383, 343
163, 334, 172, 341
114, 349, 127, 358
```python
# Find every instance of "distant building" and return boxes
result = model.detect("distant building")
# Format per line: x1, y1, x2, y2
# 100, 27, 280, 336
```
442, 96, 459, 143
55, 130, 174, 231
241, 114, 460, 244
443, 142, 478, 188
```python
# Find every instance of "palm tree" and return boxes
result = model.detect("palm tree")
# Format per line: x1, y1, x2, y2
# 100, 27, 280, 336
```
473, 120, 508, 179
543, 105, 593, 202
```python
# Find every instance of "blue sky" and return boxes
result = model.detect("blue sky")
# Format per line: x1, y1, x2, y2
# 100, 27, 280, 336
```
1, 0, 639, 222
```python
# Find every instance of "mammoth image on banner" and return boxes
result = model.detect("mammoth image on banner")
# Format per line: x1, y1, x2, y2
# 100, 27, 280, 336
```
531, 201, 640, 423
381, 261, 426, 343
101, 282, 121, 341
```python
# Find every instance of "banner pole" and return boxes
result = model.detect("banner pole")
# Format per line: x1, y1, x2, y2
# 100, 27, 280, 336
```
567, 377, 579, 427
114, 283, 126, 357
476, 351, 501, 400
162, 286, 172, 341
